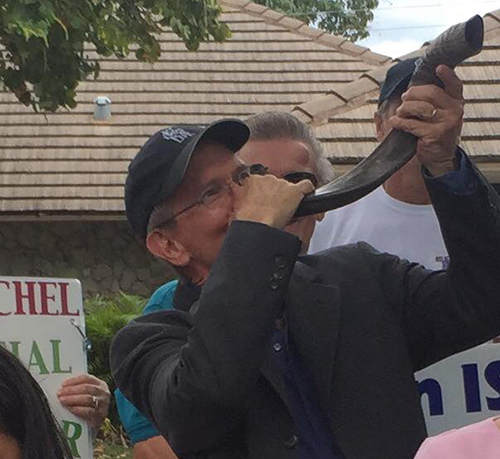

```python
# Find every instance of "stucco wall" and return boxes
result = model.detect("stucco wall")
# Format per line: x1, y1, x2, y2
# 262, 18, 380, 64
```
0, 221, 176, 298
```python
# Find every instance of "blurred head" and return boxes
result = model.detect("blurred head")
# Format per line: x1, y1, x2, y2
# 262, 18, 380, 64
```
240, 112, 333, 253
375, 57, 419, 141
0, 346, 72, 459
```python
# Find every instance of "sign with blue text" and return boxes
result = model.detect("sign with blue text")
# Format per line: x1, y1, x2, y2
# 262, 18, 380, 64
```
416, 342, 500, 435
0, 276, 93, 459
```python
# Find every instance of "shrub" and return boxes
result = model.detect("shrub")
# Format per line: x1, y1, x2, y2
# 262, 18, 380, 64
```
84, 292, 146, 436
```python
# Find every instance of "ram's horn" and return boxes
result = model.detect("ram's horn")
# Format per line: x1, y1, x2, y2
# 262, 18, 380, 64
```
295, 14, 484, 217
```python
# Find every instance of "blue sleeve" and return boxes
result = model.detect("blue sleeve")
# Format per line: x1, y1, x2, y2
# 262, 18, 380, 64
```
115, 279, 178, 443
424, 148, 477, 196
115, 388, 160, 444
142, 280, 178, 315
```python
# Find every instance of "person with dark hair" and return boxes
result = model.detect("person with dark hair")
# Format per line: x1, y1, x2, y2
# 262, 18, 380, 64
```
0, 346, 72, 459
111, 65, 500, 459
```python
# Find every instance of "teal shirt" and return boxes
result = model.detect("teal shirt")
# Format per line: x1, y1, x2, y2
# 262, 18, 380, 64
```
115, 280, 178, 444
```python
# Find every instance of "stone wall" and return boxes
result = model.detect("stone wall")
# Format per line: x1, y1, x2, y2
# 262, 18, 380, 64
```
0, 221, 176, 298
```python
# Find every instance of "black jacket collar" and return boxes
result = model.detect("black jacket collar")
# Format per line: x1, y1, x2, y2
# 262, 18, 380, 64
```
173, 278, 202, 312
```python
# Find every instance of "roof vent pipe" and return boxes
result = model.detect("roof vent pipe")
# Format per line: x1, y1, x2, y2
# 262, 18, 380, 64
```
93, 96, 112, 120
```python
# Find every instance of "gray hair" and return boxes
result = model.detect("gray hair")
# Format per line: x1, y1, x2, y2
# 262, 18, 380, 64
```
147, 199, 175, 234
245, 111, 334, 185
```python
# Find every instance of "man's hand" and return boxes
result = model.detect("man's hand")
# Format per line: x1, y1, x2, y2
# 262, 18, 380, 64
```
233, 174, 314, 230
389, 65, 465, 177
57, 374, 111, 429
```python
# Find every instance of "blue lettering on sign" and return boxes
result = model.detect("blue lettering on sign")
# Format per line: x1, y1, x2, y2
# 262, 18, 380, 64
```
485, 361, 500, 410
417, 358, 500, 419
462, 363, 482, 413
418, 378, 444, 416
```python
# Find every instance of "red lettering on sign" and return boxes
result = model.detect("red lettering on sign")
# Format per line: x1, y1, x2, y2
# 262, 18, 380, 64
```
12, 281, 37, 315
39, 282, 59, 316
0, 280, 79, 316
0, 281, 11, 316
59, 283, 79, 317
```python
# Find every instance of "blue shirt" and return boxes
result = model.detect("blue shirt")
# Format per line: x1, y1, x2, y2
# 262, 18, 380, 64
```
115, 280, 178, 444
272, 328, 345, 459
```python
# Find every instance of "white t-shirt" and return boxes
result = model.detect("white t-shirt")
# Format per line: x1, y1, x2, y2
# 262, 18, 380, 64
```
309, 186, 449, 270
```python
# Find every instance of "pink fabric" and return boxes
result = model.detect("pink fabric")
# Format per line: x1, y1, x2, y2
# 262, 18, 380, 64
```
415, 418, 500, 459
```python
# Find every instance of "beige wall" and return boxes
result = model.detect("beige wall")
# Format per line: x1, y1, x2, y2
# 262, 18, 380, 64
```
0, 221, 175, 298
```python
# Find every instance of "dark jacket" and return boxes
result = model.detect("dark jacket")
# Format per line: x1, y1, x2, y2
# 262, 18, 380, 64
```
111, 163, 500, 459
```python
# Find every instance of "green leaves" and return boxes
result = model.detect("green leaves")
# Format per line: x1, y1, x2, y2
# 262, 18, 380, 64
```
0, 0, 378, 112
84, 291, 148, 428
256, 0, 378, 42
0, 0, 229, 111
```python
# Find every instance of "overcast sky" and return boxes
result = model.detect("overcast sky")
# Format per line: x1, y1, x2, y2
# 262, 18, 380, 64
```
357, 0, 498, 58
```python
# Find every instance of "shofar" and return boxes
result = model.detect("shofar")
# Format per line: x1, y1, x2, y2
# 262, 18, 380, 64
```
295, 14, 484, 217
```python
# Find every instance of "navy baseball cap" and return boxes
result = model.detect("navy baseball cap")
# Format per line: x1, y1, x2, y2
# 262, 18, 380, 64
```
125, 118, 250, 239
378, 57, 419, 107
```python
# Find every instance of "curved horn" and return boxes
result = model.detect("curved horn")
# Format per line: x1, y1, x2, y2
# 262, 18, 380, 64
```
295, 14, 484, 217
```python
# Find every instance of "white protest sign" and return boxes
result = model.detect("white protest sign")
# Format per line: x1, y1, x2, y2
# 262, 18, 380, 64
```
0, 276, 93, 459
416, 342, 500, 435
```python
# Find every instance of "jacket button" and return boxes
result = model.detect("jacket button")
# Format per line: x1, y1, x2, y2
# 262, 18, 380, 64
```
273, 269, 285, 280
284, 435, 299, 449
275, 256, 287, 268
268, 276, 280, 290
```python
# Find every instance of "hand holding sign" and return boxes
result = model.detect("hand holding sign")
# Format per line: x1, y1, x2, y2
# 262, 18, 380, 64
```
0, 276, 94, 457
58, 374, 110, 429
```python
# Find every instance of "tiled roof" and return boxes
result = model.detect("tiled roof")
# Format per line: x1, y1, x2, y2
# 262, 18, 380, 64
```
0, 0, 386, 216
291, 10, 500, 181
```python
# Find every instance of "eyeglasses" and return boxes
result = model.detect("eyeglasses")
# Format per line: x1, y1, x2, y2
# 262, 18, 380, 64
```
157, 181, 233, 228
156, 164, 319, 228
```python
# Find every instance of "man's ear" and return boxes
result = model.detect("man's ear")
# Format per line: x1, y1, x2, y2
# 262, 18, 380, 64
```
146, 230, 191, 267
374, 111, 385, 142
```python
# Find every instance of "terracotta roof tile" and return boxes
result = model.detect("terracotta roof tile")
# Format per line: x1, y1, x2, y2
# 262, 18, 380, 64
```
220, 1, 389, 65
275, 16, 305, 30
0, 1, 382, 216
294, 19, 500, 171
5, 3, 498, 216
293, 93, 346, 122
297, 24, 327, 40
240, 2, 269, 14
316, 34, 347, 48
261, 9, 286, 22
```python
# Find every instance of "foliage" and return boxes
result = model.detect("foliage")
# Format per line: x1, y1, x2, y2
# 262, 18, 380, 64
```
84, 291, 147, 430
256, 0, 378, 41
0, 0, 378, 112
0, 0, 231, 111
94, 437, 133, 459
